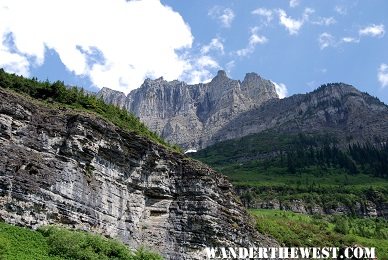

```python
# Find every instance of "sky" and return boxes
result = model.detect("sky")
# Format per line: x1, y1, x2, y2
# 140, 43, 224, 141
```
0, 0, 387, 102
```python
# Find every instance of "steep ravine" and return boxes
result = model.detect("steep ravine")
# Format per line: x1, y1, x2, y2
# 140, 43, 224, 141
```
0, 88, 277, 259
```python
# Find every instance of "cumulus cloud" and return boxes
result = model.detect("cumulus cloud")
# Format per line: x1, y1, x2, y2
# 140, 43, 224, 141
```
0, 34, 31, 75
251, 8, 273, 24
208, 6, 235, 28
235, 27, 268, 57
0, 0, 200, 94
277, 8, 313, 35
378, 63, 388, 88
289, 0, 300, 8
359, 24, 385, 38
318, 32, 336, 49
179, 55, 220, 84
271, 81, 288, 99
201, 38, 224, 55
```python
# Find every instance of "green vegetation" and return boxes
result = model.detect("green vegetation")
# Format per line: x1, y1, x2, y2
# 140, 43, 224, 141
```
250, 209, 388, 259
0, 68, 181, 152
192, 131, 388, 214
0, 222, 163, 260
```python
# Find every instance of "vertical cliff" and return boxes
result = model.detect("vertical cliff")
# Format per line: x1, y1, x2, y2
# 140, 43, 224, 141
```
97, 71, 279, 150
0, 88, 277, 259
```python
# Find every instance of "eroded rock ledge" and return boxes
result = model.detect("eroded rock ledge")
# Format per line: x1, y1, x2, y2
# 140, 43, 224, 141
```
0, 89, 276, 259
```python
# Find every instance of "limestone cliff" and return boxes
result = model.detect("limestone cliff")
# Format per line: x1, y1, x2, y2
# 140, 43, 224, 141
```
0, 88, 276, 259
97, 70, 279, 150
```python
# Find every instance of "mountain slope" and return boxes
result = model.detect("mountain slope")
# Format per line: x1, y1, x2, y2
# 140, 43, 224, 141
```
98, 70, 279, 150
0, 85, 277, 259
213, 83, 388, 146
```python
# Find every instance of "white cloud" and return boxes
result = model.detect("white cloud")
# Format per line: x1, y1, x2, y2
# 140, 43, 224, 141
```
251, 8, 273, 24
0, 33, 30, 75
312, 17, 336, 26
225, 60, 235, 75
334, 5, 347, 15
359, 24, 385, 38
289, 0, 300, 8
341, 37, 360, 43
271, 81, 288, 99
235, 27, 268, 57
378, 63, 388, 88
318, 32, 335, 49
179, 55, 220, 85
277, 8, 313, 35
208, 6, 235, 28
201, 38, 224, 55
0, 0, 198, 94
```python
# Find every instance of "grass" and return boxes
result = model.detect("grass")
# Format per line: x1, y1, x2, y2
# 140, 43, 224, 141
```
0, 222, 163, 260
192, 131, 388, 214
250, 209, 388, 259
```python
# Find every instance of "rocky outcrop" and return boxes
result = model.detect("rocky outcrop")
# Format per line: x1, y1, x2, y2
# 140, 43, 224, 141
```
99, 75, 388, 151
214, 83, 388, 146
0, 88, 277, 259
97, 71, 279, 150
237, 188, 388, 218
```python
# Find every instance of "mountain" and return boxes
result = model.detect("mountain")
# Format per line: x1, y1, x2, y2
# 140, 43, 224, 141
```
98, 73, 388, 151
97, 70, 279, 150
190, 83, 388, 218
212, 83, 388, 147
0, 84, 277, 259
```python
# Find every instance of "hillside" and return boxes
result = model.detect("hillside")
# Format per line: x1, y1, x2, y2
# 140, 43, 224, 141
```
192, 130, 388, 217
190, 82, 388, 217
0, 70, 277, 259
0, 222, 162, 259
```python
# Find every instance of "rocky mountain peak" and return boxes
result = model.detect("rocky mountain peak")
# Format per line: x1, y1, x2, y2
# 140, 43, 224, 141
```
98, 71, 279, 149
216, 69, 228, 78
243, 72, 261, 81
209, 70, 231, 86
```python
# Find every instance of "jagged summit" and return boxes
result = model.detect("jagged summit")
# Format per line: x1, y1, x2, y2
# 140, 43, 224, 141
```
98, 71, 279, 149
216, 69, 228, 78
243, 72, 261, 81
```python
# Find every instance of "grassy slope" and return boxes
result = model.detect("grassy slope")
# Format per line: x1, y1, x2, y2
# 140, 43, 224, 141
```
250, 209, 388, 259
192, 131, 388, 210
0, 222, 162, 260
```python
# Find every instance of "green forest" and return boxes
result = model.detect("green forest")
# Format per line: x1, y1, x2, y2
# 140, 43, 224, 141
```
192, 131, 388, 215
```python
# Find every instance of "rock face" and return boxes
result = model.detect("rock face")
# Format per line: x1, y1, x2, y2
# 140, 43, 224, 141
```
99, 74, 388, 150
97, 71, 279, 150
0, 88, 277, 259
237, 190, 388, 218
213, 83, 388, 146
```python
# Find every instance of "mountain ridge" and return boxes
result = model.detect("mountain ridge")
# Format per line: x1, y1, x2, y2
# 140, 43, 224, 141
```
98, 73, 388, 150
213, 82, 388, 147
97, 70, 279, 150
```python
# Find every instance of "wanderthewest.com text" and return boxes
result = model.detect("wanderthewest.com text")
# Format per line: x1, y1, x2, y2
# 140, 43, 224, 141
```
205, 246, 376, 259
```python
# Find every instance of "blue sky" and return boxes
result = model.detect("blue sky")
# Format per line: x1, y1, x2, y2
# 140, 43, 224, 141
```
1, 0, 387, 102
